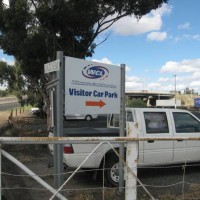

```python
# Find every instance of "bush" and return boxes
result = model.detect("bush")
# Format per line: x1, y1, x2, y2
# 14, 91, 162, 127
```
126, 99, 146, 108
0, 90, 9, 97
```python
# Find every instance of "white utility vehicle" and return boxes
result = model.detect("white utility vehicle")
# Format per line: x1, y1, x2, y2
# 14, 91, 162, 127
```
49, 108, 200, 186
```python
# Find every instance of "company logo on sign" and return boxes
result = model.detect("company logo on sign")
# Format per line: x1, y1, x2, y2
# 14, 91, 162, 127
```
82, 65, 109, 80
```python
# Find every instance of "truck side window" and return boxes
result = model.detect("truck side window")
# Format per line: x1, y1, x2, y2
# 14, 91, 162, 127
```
173, 112, 200, 133
144, 112, 169, 134
110, 114, 120, 127
126, 111, 133, 122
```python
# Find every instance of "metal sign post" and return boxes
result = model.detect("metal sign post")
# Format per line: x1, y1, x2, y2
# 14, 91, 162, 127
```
44, 51, 64, 197
53, 51, 64, 193
119, 64, 126, 193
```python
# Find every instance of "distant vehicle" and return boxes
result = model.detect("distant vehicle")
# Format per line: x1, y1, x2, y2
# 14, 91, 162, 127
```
31, 107, 40, 115
63, 114, 98, 121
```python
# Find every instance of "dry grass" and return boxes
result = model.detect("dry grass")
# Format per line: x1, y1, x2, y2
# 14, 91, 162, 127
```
71, 188, 124, 200
69, 184, 200, 200
177, 94, 199, 107
140, 184, 200, 200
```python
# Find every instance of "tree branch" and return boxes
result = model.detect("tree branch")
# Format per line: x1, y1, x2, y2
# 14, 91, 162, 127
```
25, 75, 48, 103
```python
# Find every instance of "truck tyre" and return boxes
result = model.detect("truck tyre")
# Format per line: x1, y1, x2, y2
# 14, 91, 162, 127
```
105, 154, 119, 187
85, 115, 92, 121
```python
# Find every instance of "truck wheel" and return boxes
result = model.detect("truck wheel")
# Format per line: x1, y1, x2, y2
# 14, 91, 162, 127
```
85, 115, 92, 121
105, 154, 119, 187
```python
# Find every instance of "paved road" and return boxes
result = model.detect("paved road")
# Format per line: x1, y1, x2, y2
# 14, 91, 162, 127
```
0, 96, 20, 111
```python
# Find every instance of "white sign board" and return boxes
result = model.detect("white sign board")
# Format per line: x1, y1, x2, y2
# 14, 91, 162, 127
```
44, 60, 60, 73
65, 56, 121, 114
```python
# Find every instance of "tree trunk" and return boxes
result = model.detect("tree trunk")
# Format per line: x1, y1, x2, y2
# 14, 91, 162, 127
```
45, 97, 51, 131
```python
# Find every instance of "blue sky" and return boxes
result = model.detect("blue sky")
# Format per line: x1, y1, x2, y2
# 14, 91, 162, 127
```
1, 0, 200, 93
91, 0, 200, 94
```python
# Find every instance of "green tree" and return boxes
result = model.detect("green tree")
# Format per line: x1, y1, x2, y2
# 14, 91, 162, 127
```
0, 60, 28, 105
0, 0, 167, 123
126, 98, 147, 108
0, 61, 10, 85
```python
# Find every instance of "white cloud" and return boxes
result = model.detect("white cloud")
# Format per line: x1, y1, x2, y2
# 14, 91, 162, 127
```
158, 58, 200, 93
192, 35, 200, 41
92, 57, 112, 64
125, 75, 145, 91
147, 82, 161, 88
158, 77, 170, 82
173, 34, 200, 43
133, 60, 200, 93
174, 36, 181, 43
126, 82, 143, 88
192, 71, 200, 79
125, 66, 131, 72
160, 59, 200, 73
91, 57, 200, 94
183, 34, 200, 41
177, 22, 190, 30
147, 31, 167, 41
126, 76, 141, 82
91, 57, 131, 72
126, 81, 144, 90
109, 3, 172, 36
153, 3, 172, 16
111, 14, 162, 36
190, 81, 200, 87
176, 84, 188, 91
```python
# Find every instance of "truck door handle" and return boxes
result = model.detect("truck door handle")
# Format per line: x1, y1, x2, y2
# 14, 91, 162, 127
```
177, 139, 183, 142
147, 140, 154, 143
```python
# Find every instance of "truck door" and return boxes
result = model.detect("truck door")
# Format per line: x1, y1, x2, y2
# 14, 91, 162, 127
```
172, 111, 200, 163
108, 110, 144, 164
142, 110, 174, 165
126, 110, 143, 164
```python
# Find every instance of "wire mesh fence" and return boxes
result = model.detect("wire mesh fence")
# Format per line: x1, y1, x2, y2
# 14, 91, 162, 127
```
1, 137, 200, 200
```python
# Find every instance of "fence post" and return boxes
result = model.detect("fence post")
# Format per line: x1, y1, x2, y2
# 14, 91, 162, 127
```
10, 109, 13, 119
125, 122, 138, 200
